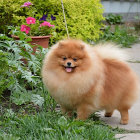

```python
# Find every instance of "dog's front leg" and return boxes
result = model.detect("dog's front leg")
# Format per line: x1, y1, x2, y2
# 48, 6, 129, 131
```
76, 104, 95, 120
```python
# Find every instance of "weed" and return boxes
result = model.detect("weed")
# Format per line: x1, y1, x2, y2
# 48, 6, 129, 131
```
105, 14, 123, 25
99, 25, 138, 47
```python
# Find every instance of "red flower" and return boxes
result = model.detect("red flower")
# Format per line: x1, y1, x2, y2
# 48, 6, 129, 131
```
20, 25, 31, 34
26, 17, 36, 24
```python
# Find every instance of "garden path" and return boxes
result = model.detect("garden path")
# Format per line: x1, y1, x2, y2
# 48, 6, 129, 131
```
99, 43, 140, 140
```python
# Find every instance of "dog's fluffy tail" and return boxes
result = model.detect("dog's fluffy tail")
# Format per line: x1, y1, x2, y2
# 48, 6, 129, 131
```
93, 43, 129, 61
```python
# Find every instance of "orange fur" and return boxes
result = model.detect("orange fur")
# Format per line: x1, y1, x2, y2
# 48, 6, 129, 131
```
42, 39, 139, 124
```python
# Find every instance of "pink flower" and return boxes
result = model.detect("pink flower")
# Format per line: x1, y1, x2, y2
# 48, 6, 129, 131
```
40, 21, 51, 27
26, 17, 36, 24
21, 25, 31, 34
50, 24, 55, 27
21, 1, 33, 7
40, 21, 54, 27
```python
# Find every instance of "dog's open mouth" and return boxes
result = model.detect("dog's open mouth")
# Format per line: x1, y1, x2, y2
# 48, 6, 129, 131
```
64, 66, 76, 73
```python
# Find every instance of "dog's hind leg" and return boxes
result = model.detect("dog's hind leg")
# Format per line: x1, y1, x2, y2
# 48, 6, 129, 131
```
119, 109, 129, 125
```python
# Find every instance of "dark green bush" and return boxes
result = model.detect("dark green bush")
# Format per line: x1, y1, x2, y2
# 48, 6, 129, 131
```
105, 14, 123, 25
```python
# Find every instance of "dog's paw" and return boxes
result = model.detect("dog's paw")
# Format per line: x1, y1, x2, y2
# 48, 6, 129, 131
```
120, 120, 128, 125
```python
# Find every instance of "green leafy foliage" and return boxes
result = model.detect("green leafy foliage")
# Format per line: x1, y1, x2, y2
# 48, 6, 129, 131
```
0, 33, 50, 106
0, 50, 12, 94
31, 94, 44, 107
19, 3, 55, 36
105, 14, 123, 25
0, 0, 104, 43
44, 0, 104, 42
28, 21, 55, 36
99, 25, 138, 47
0, 0, 25, 34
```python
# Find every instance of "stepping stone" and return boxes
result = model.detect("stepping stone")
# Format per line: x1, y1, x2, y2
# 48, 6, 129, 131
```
128, 63, 140, 78
116, 133, 140, 140
124, 43, 140, 61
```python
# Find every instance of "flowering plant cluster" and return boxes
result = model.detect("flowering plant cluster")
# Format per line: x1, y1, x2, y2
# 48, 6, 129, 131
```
20, 1, 55, 36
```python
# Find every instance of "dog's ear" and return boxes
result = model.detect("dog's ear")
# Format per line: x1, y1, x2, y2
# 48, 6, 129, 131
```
80, 44, 85, 50
58, 41, 65, 48
58, 41, 64, 46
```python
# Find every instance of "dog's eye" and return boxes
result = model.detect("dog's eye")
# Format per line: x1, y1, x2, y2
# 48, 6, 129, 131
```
63, 57, 67, 61
73, 58, 77, 61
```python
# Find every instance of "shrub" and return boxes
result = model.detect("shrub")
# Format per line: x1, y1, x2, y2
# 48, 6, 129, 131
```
99, 25, 138, 47
0, 33, 51, 107
0, 0, 25, 34
0, 0, 104, 42
105, 14, 123, 25
0, 0, 43, 34
44, 0, 104, 42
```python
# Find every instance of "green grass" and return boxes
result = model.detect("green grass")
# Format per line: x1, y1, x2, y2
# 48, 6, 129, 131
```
0, 110, 116, 140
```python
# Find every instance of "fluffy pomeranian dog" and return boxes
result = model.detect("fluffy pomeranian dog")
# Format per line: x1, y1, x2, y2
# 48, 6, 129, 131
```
42, 39, 139, 124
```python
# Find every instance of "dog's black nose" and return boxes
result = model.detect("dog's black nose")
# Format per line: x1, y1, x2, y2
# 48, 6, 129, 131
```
67, 62, 71, 66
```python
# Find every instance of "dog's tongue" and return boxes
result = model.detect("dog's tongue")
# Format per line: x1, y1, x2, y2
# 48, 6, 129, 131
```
66, 67, 72, 72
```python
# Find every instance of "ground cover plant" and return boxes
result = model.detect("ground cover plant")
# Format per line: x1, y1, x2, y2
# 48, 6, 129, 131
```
105, 14, 123, 25
98, 13, 139, 47
99, 25, 138, 47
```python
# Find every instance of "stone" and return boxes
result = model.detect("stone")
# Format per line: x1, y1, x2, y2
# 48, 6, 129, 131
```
125, 43, 140, 61
116, 134, 140, 140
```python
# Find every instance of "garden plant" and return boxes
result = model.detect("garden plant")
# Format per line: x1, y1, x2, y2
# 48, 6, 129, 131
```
0, 0, 139, 139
